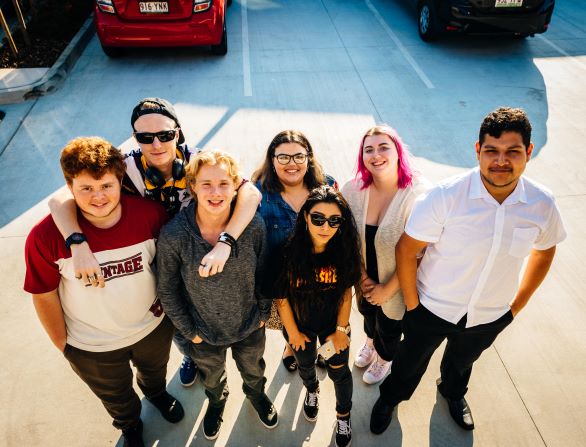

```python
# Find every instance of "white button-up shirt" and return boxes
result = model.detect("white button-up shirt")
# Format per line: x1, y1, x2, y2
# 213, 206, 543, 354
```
406, 168, 566, 327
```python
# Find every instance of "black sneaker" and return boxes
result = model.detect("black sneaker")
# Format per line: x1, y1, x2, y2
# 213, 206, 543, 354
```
253, 396, 279, 429
148, 391, 184, 423
203, 403, 226, 440
179, 355, 197, 387
122, 420, 145, 447
335, 415, 352, 447
303, 387, 319, 422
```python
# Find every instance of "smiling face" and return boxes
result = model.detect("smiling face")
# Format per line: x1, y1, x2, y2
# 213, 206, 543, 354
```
362, 134, 399, 180
272, 142, 309, 188
133, 113, 179, 176
304, 202, 343, 252
191, 163, 236, 217
69, 170, 122, 228
476, 131, 533, 202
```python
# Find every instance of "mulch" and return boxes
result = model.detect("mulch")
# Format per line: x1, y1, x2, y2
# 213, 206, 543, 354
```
1, 29, 69, 68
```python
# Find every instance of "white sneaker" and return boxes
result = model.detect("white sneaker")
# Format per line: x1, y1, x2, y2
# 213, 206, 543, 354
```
363, 355, 392, 384
354, 339, 375, 368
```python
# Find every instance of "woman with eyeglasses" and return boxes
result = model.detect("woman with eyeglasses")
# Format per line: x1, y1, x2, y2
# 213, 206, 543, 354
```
47, 98, 262, 388
341, 125, 430, 385
252, 130, 337, 372
274, 185, 361, 447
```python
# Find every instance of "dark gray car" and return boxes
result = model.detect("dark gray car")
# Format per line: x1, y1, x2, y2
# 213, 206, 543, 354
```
414, 0, 555, 41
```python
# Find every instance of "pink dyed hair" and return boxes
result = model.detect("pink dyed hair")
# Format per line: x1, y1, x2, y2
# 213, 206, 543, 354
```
355, 125, 414, 190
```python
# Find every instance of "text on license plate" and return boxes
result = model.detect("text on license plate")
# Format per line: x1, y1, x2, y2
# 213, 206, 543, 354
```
495, 0, 523, 7
139, 2, 169, 13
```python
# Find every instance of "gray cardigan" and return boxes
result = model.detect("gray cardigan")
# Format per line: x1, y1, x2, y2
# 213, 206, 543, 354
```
157, 203, 270, 345
342, 176, 431, 319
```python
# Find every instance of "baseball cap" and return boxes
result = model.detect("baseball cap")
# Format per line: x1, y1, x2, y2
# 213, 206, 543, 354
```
130, 97, 185, 144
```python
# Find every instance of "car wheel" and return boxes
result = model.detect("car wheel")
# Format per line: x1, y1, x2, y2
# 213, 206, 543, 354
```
211, 23, 228, 55
418, 0, 439, 42
101, 45, 123, 58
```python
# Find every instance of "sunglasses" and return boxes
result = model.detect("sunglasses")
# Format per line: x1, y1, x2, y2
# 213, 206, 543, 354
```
274, 153, 308, 165
134, 129, 177, 144
309, 212, 344, 228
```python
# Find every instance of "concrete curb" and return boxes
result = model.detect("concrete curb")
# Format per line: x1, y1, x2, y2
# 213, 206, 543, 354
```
0, 14, 95, 105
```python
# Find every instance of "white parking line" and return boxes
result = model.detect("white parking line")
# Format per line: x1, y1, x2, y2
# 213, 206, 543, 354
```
241, 0, 252, 96
536, 34, 586, 72
364, 0, 435, 89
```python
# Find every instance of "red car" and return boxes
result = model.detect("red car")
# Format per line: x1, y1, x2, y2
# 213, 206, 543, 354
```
94, 0, 231, 56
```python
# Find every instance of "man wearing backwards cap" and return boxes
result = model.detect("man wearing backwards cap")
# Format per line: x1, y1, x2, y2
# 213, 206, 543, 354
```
49, 97, 262, 388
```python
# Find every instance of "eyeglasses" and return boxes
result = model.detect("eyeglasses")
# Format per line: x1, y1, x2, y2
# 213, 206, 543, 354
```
134, 129, 177, 144
309, 212, 345, 228
274, 153, 308, 165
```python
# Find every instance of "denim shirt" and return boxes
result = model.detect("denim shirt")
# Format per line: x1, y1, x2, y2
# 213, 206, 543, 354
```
256, 175, 337, 256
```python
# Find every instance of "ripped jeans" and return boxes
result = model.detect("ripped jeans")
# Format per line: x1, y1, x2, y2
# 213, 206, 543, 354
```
284, 328, 352, 414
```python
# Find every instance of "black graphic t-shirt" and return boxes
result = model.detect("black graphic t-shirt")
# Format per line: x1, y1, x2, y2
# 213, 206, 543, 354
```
291, 252, 340, 337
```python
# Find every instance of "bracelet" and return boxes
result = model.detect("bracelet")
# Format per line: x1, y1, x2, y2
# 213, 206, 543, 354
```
218, 232, 238, 258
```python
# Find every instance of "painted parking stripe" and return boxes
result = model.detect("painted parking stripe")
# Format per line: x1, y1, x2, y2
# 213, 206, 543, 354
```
364, 0, 435, 89
241, 0, 253, 96
536, 35, 586, 72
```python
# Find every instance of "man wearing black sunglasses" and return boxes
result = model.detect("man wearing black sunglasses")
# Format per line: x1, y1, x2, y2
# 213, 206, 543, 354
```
48, 97, 262, 389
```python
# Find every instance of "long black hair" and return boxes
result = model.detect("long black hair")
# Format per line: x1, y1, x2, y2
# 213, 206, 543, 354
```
275, 185, 361, 320
251, 130, 327, 193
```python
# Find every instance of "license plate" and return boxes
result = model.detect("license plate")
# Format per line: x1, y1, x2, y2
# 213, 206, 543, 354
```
139, 2, 169, 13
495, 0, 523, 7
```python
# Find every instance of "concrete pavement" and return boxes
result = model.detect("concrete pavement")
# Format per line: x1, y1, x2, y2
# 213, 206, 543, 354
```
1, 0, 585, 446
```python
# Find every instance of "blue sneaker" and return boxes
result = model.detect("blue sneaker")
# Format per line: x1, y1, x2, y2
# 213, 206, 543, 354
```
179, 356, 197, 387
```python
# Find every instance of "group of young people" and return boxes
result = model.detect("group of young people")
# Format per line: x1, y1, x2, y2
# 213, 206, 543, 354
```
24, 98, 566, 447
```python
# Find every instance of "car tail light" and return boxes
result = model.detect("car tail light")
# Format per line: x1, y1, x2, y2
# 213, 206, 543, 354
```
96, 0, 116, 14
193, 0, 212, 13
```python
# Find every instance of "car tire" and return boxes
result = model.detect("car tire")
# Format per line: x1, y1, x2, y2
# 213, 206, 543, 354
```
101, 45, 123, 58
211, 23, 228, 56
418, 0, 439, 42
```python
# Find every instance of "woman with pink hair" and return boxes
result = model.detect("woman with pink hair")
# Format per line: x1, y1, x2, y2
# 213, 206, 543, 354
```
342, 125, 430, 384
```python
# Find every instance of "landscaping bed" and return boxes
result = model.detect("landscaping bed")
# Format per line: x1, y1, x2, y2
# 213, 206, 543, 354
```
0, 0, 92, 68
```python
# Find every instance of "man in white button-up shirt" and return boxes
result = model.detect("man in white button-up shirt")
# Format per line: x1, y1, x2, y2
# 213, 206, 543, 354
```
370, 107, 566, 435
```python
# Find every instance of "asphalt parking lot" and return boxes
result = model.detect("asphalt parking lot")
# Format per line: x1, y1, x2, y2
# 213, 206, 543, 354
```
0, 1, 585, 446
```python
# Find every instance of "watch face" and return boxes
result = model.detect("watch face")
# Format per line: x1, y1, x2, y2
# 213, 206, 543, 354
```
72, 234, 85, 243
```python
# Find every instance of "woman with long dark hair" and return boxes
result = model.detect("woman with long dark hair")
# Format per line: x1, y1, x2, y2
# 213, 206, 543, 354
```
275, 185, 361, 447
252, 130, 337, 372
342, 125, 430, 384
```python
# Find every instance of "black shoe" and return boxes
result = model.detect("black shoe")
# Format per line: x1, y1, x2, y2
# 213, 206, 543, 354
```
335, 414, 352, 447
370, 396, 394, 435
203, 402, 226, 440
122, 420, 145, 447
436, 378, 475, 430
253, 396, 279, 429
282, 347, 298, 372
303, 387, 319, 422
316, 353, 327, 369
148, 391, 184, 423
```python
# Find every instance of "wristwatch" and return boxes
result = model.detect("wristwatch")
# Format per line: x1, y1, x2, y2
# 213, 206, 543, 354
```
65, 232, 87, 249
336, 324, 351, 335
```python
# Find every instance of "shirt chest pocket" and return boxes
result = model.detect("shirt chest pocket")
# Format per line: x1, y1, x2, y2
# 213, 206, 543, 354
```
509, 227, 539, 258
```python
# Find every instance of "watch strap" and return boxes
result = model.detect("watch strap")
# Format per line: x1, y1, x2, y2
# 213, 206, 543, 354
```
65, 232, 87, 249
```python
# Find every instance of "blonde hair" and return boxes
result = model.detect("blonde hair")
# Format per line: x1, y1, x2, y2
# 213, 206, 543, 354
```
186, 150, 242, 189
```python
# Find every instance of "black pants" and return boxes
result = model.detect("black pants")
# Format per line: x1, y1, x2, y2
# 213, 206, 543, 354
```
358, 297, 402, 362
189, 327, 268, 409
64, 317, 174, 430
379, 304, 514, 406
284, 329, 353, 414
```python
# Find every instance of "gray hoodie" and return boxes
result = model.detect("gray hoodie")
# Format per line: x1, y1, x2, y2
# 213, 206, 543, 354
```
157, 203, 270, 345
